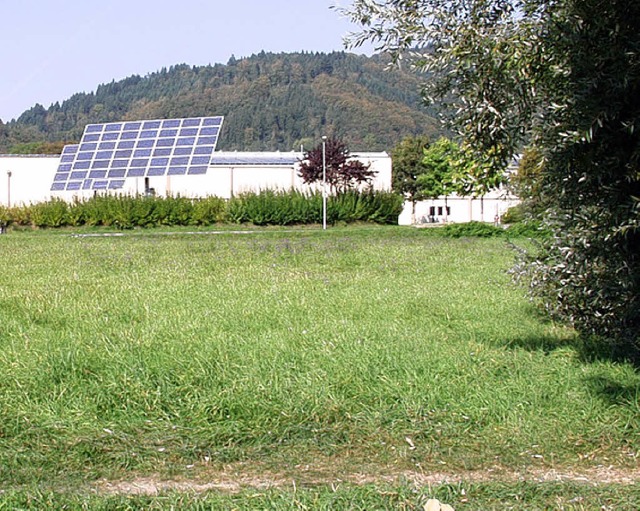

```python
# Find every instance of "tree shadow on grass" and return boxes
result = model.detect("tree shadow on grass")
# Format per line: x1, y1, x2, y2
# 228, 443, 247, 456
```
583, 375, 640, 406
501, 334, 640, 406
571, 334, 640, 369
503, 334, 576, 355
505, 334, 640, 367
504, 304, 640, 368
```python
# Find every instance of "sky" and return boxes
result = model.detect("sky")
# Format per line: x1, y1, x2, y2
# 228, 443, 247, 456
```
0, 0, 373, 122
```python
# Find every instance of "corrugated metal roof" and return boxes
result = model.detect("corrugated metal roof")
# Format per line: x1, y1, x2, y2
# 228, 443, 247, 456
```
210, 152, 301, 166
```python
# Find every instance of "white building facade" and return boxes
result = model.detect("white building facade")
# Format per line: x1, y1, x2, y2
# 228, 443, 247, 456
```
0, 150, 517, 224
0, 151, 392, 205
397, 188, 520, 225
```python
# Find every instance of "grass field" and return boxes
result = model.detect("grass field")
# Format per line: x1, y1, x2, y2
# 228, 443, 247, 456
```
1, 225, 638, 509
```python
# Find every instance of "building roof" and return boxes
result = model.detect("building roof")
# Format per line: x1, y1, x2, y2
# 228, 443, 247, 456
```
210, 151, 302, 167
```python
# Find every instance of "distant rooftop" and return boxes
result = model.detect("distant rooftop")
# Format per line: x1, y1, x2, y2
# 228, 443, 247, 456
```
210, 152, 301, 167
0, 154, 61, 158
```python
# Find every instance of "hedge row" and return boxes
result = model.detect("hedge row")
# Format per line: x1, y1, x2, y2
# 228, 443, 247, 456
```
435, 220, 549, 238
0, 190, 404, 229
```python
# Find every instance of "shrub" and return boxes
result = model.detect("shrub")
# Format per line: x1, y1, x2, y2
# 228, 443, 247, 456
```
227, 189, 403, 226
66, 199, 85, 227
506, 221, 549, 238
155, 195, 193, 226
501, 204, 526, 224
0, 206, 10, 227
7, 206, 31, 227
192, 196, 227, 225
228, 190, 322, 225
441, 221, 504, 238
1, 190, 404, 229
78, 196, 105, 226
29, 199, 69, 228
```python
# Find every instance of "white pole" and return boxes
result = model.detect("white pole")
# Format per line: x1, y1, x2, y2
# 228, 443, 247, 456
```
7, 171, 11, 208
322, 135, 327, 230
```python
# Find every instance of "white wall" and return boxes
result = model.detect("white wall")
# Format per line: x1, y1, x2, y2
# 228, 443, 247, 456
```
231, 166, 298, 196
0, 155, 60, 207
0, 151, 392, 207
0, 152, 520, 225
398, 189, 520, 225
352, 152, 393, 191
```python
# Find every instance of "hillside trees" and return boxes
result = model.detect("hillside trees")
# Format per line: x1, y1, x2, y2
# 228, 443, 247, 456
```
0, 52, 442, 153
343, 0, 640, 355
298, 137, 376, 193
7, 141, 68, 155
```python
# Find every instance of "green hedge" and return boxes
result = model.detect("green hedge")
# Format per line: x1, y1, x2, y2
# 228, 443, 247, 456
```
0, 190, 403, 229
430, 220, 549, 239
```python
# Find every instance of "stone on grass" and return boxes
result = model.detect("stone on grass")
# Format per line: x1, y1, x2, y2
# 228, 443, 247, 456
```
424, 499, 441, 511
424, 499, 455, 511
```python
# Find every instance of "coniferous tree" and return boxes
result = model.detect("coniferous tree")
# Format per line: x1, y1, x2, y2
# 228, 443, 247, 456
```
0, 52, 442, 153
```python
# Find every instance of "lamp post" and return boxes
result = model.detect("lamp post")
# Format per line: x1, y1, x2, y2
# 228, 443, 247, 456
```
6, 171, 11, 208
322, 135, 327, 230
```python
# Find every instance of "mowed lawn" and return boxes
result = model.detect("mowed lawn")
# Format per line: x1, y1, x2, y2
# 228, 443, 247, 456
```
0, 226, 638, 507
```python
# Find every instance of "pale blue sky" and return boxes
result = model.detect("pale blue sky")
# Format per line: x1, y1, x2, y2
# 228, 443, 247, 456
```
0, 0, 371, 122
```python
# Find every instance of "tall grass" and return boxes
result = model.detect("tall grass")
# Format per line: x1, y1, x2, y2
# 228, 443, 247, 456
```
0, 227, 638, 490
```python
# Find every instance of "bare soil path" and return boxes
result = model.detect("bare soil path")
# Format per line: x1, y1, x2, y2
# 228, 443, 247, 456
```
95, 463, 640, 496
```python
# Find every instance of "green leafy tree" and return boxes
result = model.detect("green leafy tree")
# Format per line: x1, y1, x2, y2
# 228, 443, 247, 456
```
418, 137, 488, 221
390, 135, 432, 221
343, 0, 640, 355
503, 147, 546, 223
418, 138, 464, 196
298, 137, 376, 193
417, 138, 460, 221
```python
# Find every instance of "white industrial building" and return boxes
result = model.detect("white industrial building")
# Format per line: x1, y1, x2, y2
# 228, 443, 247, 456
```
398, 188, 520, 225
0, 116, 517, 224
0, 151, 392, 204
0, 152, 518, 224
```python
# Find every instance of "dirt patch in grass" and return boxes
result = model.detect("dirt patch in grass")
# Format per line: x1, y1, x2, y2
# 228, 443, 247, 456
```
95, 462, 640, 496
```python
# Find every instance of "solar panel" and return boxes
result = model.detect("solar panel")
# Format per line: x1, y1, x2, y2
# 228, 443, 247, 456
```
51, 117, 223, 191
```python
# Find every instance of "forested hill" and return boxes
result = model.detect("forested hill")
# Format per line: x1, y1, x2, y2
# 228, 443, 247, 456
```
0, 51, 442, 154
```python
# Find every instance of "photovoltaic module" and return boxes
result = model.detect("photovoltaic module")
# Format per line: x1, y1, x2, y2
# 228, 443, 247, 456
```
51, 116, 223, 191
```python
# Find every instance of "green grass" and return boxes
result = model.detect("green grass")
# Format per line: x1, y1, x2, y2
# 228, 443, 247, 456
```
0, 225, 638, 507
2, 481, 640, 510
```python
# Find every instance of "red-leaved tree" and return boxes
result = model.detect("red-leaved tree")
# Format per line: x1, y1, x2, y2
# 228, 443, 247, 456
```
298, 137, 376, 193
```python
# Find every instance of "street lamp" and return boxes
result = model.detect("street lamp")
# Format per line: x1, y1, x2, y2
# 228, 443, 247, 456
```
6, 171, 11, 208
322, 136, 327, 230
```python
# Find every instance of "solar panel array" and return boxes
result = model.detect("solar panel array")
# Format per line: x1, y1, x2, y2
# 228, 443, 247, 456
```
51, 117, 223, 191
